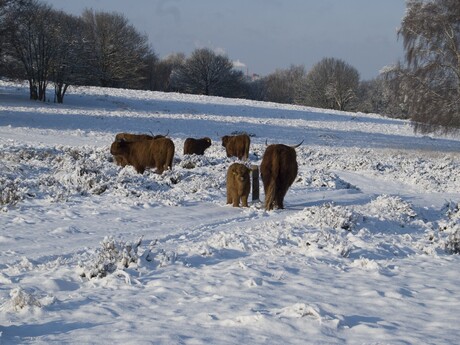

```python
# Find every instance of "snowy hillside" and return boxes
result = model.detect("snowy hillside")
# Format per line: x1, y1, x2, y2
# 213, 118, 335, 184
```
1, 80, 460, 344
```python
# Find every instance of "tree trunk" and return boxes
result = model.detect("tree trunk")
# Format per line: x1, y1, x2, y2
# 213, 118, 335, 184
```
29, 82, 38, 100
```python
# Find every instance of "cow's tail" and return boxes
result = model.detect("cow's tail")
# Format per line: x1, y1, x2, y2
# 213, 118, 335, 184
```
166, 143, 175, 170
264, 151, 280, 211
265, 179, 276, 211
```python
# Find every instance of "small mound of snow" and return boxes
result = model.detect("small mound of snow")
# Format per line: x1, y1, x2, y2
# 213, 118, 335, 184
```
361, 194, 416, 224
288, 202, 356, 231
299, 169, 355, 190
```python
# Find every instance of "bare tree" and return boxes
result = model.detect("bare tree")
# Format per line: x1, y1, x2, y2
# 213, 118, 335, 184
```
246, 78, 267, 101
0, 0, 15, 50
50, 11, 86, 103
262, 65, 307, 104
398, 0, 460, 133
149, 52, 185, 92
356, 76, 409, 119
0, 0, 21, 76
81, 9, 150, 88
138, 51, 159, 91
3, 0, 57, 100
170, 48, 246, 97
304, 57, 360, 111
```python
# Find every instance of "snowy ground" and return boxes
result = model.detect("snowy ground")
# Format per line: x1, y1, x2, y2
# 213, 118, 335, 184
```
1, 80, 460, 344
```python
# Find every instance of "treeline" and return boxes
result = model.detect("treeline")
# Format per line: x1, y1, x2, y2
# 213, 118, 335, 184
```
1, 0, 458, 133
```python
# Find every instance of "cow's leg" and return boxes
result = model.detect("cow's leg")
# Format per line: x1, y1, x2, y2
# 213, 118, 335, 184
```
276, 190, 286, 209
241, 195, 248, 207
232, 192, 240, 207
135, 166, 145, 174
227, 189, 232, 204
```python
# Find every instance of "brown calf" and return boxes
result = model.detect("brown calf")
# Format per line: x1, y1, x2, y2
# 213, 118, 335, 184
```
226, 163, 251, 207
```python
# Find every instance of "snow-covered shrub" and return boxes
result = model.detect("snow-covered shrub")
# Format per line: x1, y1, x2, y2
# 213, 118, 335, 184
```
178, 154, 211, 169
300, 227, 353, 258
53, 147, 112, 196
155, 249, 178, 267
365, 195, 416, 224
437, 202, 460, 254
289, 202, 356, 231
443, 226, 460, 254
442, 201, 460, 222
418, 201, 460, 255
77, 236, 144, 279
2, 287, 42, 311
286, 204, 355, 257
0, 178, 25, 206
298, 169, 353, 190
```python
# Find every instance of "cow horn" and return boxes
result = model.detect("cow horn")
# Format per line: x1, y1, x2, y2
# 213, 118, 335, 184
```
292, 140, 304, 148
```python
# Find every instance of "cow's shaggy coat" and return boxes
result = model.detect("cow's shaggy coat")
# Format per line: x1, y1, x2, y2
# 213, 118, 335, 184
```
110, 137, 175, 174
183, 137, 212, 155
260, 144, 299, 211
226, 163, 251, 207
221, 134, 250, 160
115, 133, 155, 142
113, 133, 157, 166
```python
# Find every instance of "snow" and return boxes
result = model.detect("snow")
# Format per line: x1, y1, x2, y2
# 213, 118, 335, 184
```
1, 80, 460, 344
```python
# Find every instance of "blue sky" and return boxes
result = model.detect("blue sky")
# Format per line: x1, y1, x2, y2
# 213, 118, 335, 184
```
44, 0, 406, 80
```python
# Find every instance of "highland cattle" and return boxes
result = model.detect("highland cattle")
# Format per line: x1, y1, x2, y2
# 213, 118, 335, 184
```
183, 137, 212, 155
221, 134, 250, 160
110, 137, 175, 174
113, 132, 166, 166
226, 163, 251, 207
260, 141, 302, 210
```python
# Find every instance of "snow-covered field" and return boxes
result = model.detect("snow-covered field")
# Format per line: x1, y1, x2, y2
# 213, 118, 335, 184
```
1, 80, 460, 344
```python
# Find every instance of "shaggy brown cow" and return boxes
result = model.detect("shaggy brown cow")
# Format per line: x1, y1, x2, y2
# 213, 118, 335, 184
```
113, 133, 166, 166
110, 137, 175, 174
226, 163, 251, 207
260, 142, 302, 211
183, 137, 212, 155
115, 133, 154, 142
221, 134, 250, 160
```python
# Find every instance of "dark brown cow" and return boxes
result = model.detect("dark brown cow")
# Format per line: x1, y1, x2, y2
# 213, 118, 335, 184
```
183, 137, 212, 155
110, 137, 175, 174
260, 142, 302, 211
221, 134, 250, 160
226, 163, 251, 207
113, 133, 166, 166
115, 133, 155, 142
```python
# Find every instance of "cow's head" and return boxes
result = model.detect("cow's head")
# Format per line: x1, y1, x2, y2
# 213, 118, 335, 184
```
221, 136, 229, 147
110, 139, 128, 155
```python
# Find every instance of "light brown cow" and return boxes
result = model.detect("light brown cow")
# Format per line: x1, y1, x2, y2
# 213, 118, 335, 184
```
260, 141, 302, 211
113, 133, 166, 166
226, 163, 251, 207
221, 134, 250, 160
183, 137, 212, 155
110, 137, 175, 174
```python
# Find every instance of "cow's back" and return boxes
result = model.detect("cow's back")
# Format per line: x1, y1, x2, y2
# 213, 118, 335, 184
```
154, 137, 175, 172
261, 144, 298, 210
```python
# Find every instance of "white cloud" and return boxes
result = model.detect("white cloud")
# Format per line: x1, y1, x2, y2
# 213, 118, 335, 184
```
233, 59, 247, 69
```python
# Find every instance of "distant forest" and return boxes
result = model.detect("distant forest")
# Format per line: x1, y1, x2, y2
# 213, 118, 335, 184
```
0, 0, 458, 133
